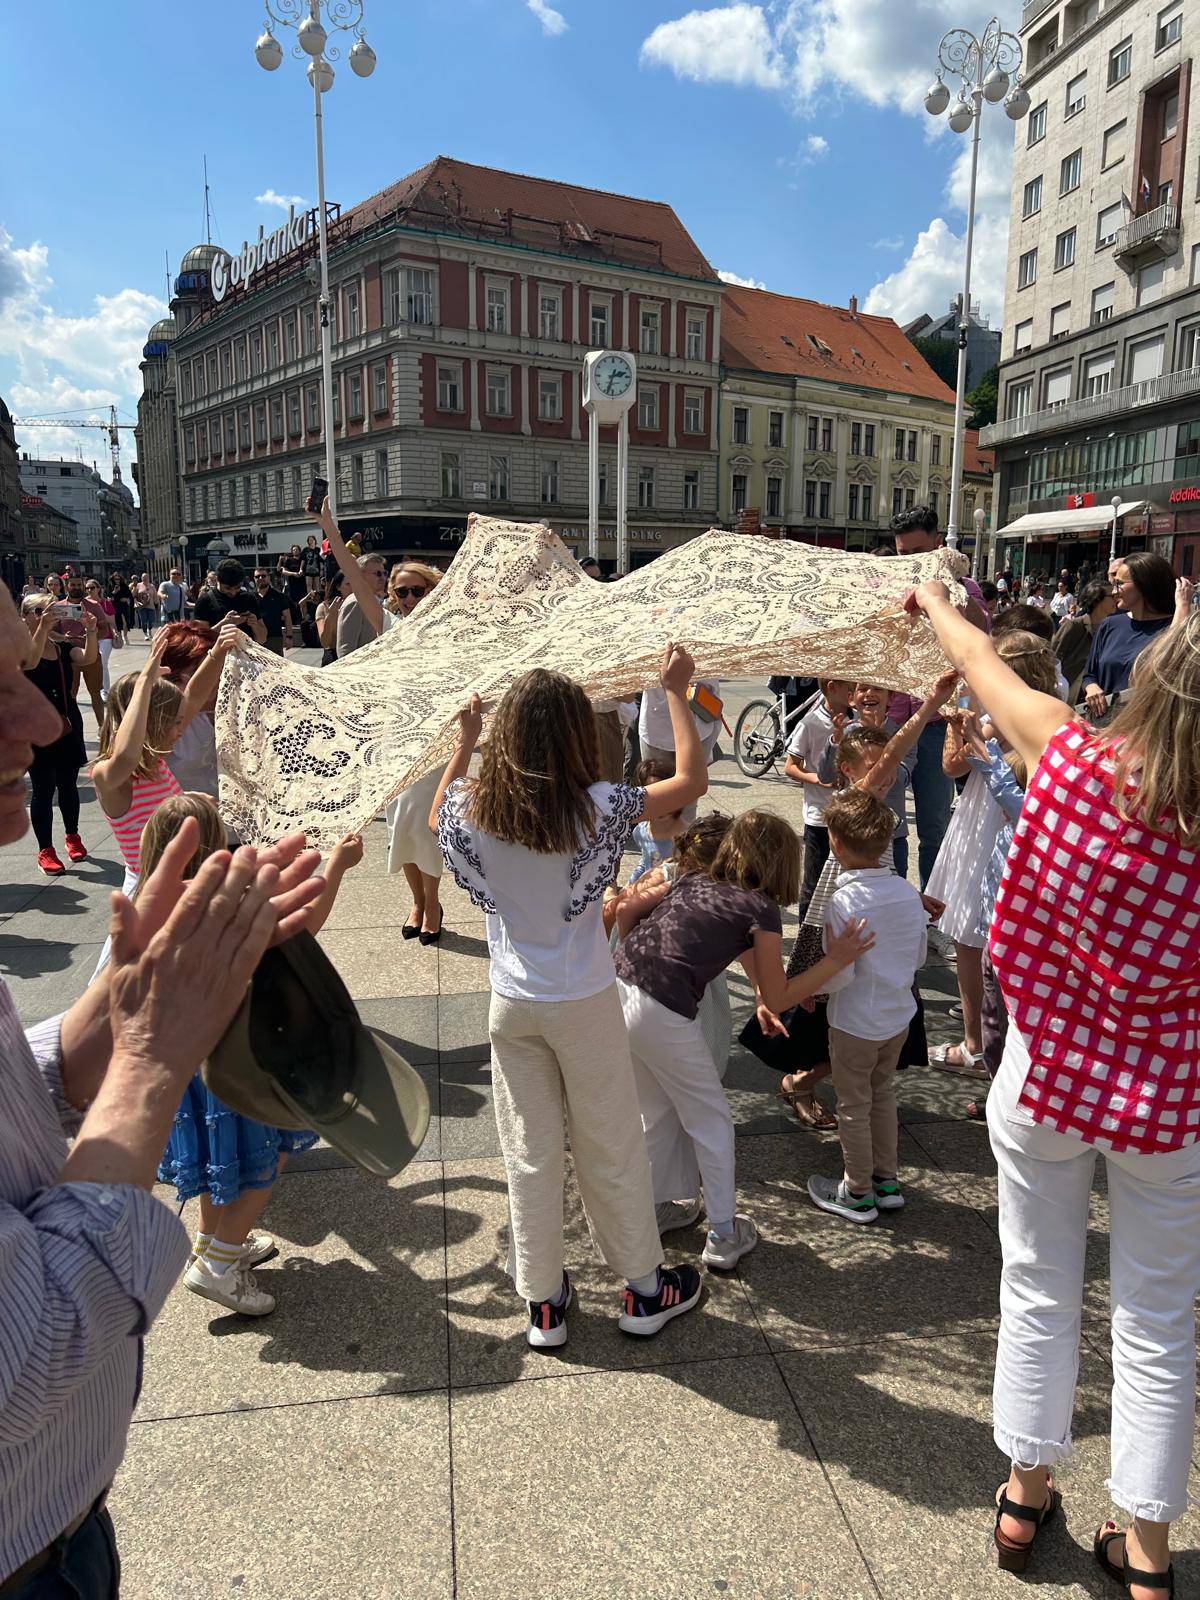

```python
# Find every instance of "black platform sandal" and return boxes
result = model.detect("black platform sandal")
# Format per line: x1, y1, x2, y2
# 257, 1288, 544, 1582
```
992, 1478, 1061, 1573
1094, 1523, 1175, 1597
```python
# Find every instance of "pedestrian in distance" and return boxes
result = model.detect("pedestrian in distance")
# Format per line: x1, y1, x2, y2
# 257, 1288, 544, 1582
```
19, 591, 97, 875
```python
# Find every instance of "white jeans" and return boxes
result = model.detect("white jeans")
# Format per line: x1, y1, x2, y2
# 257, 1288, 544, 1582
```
989, 1026, 1200, 1522
97, 636, 112, 698
617, 977, 737, 1228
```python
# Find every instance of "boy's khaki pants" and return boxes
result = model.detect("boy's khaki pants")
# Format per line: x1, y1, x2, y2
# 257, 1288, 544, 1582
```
828, 1027, 907, 1193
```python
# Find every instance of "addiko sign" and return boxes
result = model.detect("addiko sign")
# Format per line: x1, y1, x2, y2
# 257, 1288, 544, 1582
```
211, 206, 314, 303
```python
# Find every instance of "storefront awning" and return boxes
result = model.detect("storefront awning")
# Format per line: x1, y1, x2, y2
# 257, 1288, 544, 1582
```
993, 501, 1151, 542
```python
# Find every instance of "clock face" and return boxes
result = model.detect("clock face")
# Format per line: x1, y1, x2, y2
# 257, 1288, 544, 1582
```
594, 353, 633, 399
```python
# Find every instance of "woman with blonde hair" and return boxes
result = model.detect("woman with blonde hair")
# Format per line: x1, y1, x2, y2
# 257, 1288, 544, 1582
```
909, 577, 1200, 1597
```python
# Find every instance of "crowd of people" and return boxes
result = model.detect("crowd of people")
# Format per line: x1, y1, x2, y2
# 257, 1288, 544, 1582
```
2, 502, 1199, 1600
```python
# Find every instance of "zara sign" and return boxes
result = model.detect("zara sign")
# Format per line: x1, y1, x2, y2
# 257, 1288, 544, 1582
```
211, 206, 314, 304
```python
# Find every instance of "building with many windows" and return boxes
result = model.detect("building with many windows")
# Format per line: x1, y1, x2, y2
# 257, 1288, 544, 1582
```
134, 317, 184, 573
903, 300, 1001, 392
17, 457, 106, 567
718, 286, 963, 552
983, 0, 1200, 579
166, 157, 723, 571
19, 495, 80, 577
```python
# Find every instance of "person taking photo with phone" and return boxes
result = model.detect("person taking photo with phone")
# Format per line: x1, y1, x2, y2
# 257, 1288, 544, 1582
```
193, 559, 267, 644
19, 591, 97, 875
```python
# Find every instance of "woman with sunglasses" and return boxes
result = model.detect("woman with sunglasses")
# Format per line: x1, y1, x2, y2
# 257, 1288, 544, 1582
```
19, 591, 97, 874
83, 578, 117, 703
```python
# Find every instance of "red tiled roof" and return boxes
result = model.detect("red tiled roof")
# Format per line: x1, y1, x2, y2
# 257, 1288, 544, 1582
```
720, 284, 958, 405
342, 157, 718, 282
963, 428, 994, 477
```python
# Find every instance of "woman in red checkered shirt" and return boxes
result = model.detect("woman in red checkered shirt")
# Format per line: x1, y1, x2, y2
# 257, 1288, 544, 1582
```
910, 576, 1199, 1600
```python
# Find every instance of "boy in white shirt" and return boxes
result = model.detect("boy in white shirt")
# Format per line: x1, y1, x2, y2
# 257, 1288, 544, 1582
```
807, 789, 928, 1225
783, 677, 854, 915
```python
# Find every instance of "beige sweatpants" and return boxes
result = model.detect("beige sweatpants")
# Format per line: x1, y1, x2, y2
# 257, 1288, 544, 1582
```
489, 984, 663, 1304
828, 1026, 907, 1194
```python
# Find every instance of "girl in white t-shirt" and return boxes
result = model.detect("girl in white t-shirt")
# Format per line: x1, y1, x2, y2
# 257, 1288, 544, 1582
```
432, 644, 710, 1349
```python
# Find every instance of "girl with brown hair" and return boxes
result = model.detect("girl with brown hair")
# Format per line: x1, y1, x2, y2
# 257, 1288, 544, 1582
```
431, 645, 712, 1349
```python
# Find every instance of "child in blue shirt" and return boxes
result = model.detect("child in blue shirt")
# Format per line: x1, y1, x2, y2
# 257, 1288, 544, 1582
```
629, 758, 685, 883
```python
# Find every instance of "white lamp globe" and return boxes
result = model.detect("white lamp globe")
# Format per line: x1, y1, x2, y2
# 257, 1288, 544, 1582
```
297, 14, 328, 56
982, 66, 1010, 102
1005, 82, 1031, 120
948, 96, 974, 133
255, 28, 283, 70
924, 78, 950, 116
307, 57, 335, 92
349, 36, 377, 77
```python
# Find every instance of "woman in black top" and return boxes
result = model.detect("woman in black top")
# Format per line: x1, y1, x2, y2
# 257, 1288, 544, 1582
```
303, 532, 324, 584
108, 572, 133, 643
21, 591, 97, 875
278, 544, 308, 611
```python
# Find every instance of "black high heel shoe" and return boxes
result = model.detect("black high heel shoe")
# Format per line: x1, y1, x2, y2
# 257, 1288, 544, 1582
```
418, 906, 444, 946
402, 915, 422, 941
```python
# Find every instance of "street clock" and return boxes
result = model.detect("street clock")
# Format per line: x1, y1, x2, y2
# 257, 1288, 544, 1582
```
582, 350, 637, 572
583, 350, 637, 422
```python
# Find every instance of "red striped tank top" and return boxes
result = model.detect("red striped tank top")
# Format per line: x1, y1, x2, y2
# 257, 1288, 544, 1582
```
102, 758, 182, 872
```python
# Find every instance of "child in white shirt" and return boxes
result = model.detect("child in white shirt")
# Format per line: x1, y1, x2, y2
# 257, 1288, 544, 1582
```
783, 677, 854, 915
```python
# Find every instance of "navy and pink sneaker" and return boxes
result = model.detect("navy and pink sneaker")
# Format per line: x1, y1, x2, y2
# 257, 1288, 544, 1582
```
527, 1272, 573, 1349
617, 1264, 703, 1337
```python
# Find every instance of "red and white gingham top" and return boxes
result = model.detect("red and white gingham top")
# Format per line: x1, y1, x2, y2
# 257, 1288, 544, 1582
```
990, 721, 1200, 1154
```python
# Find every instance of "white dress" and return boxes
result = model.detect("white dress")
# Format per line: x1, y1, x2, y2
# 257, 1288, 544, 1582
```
386, 767, 446, 879
924, 769, 1004, 948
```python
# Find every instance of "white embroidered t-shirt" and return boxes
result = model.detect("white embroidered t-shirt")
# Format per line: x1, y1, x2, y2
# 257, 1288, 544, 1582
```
437, 779, 645, 1002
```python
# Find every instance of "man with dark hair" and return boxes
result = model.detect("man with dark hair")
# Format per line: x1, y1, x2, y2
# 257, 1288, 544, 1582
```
579, 556, 602, 579
252, 568, 296, 656
992, 602, 1054, 644
193, 559, 267, 643
884, 504, 991, 887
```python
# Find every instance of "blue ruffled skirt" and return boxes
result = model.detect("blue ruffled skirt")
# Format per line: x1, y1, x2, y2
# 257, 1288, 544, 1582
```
157, 1075, 318, 1206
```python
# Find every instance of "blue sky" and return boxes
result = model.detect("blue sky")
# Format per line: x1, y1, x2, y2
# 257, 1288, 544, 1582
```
1, 0, 1020, 485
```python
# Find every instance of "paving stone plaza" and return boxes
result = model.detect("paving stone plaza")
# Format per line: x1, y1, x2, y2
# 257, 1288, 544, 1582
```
4, 639, 1198, 1600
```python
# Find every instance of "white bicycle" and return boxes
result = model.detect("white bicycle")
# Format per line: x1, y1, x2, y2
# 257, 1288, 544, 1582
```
733, 685, 820, 777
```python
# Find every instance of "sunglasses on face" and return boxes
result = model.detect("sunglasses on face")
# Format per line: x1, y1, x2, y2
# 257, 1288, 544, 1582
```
392, 585, 426, 600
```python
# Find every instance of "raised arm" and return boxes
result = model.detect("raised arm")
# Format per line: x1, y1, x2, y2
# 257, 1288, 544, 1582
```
862, 671, 957, 798
635, 644, 708, 822
21, 608, 57, 670
429, 695, 483, 830
91, 633, 172, 801
68, 610, 98, 668
311, 496, 384, 636
178, 623, 239, 730
908, 582, 1069, 779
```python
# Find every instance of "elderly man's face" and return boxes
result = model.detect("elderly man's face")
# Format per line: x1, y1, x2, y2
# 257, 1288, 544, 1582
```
0, 588, 62, 844
365, 560, 387, 595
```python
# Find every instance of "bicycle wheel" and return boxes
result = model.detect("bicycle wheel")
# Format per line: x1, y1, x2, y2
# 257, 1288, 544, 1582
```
734, 699, 782, 777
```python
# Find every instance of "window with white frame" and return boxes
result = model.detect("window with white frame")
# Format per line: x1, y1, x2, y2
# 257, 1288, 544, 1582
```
1128, 333, 1165, 384
181, 366, 193, 401
1162, 91, 1179, 140
376, 448, 389, 498
683, 390, 703, 433
863, 423, 875, 456
819, 481, 831, 519
292, 465, 302, 508
331, 381, 341, 428
766, 476, 782, 518
485, 282, 509, 334
437, 363, 462, 412
408, 268, 434, 325
1092, 281, 1115, 323
1054, 228, 1076, 270
224, 414, 235, 454
861, 484, 874, 520
850, 421, 862, 455
1018, 249, 1037, 289
239, 406, 251, 448
1060, 149, 1082, 195
732, 405, 749, 445
848, 483, 860, 521
486, 369, 510, 416
274, 469, 284, 510
597, 460, 608, 504
1023, 176, 1043, 217
539, 374, 562, 421
184, 426, 195, 465
589, 296, 610, 347
1108, 36, 1131, 85
221, 346, 232, 387
768, 410, 784, 448
906, 430, 918, 462
638, 385, 659, 430
683, 469, 699, 511
1083, 351, 1115, 396
931, 435, 942, 465
893, 426, 905, 461
1027, 101, 1047, 145
806, 480, 818, 518
206, 352, 218, 392
385, 269, 401, 325
254, 401, 267, 444
304, 307, 316, 353
372, 361, 388, 413
305, 385, 319, 430
1137, 259, 1165, 305
639, 304, 660, 355
1193, 244, 1200, 285
538, 289, 561, 341
489, 454, 510, 500
930, 489, 940, 519
731, 473, 748, 514
347, 372, 362, 421
288, 391, 301, 435
1042, 366, 1072, 408
257, 471, 268, 510
1050, 301, 1071, 340
540, 458, 559, 504
1159, 178, 1175, 208
251, 332, 263, 374
685, 313, 705, 360
1097, 202, 1123, 247
267, 324, 280, 366
1179, 322, 1200, 370
270, 396, 284, 439
638, 467, 655, 509
235, 341, 247, 380
1157, 0, 1181, 50
285, 314, 297, 362
821, 418, 834, 452
1065, 70, 1087, 116
1007, 379, 1032, 419
441, 450, 461, 499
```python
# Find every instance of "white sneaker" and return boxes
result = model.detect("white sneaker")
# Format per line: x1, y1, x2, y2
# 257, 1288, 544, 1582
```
807, 1174, 879, 1224
700, 1215, 758, 1271
927, 929, 955, 960
655, 1199, 702, 1234
187, 1230, 278, 1270
184, 1258, 276, 1316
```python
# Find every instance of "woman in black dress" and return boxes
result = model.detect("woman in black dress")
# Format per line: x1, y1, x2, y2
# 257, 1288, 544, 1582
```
21, 591, 97, 875
278, 544, 308, 614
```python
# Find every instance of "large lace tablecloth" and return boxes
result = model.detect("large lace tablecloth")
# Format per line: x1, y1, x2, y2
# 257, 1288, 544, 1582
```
216, 516, 964, 847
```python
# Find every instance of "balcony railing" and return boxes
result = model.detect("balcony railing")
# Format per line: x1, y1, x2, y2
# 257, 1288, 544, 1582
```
1021, 0, 1056, 29
1113, 201, 1181, 264
981, 364, 1200, 448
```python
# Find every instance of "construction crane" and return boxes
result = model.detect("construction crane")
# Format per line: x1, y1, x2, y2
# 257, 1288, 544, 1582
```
14, 404, 136, 481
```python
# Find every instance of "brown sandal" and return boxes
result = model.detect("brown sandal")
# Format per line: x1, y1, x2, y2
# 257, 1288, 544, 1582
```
778, 1077, 837, 1130
993, 1477, 1061, 1573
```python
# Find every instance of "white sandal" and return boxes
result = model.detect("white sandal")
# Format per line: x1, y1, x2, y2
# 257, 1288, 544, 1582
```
929, 1041, 988, 1078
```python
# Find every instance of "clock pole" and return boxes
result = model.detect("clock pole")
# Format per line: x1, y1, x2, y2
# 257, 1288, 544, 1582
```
616, 411, 629, 576
587, 409, 599, 563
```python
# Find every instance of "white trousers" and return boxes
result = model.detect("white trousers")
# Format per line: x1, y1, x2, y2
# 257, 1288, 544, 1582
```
617, 977, 737, 1227
988, 1026, 1200, 1522
97, 636, 112, 698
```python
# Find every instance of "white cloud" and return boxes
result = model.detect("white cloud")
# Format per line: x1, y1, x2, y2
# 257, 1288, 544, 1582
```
718, 268, 767, 288
254, 188, 307, 211
640, 4, 784, 90
803, 133, 828, 160
0, 227, 163, 487
872, 235, 905, 250
527, 0, 567, 36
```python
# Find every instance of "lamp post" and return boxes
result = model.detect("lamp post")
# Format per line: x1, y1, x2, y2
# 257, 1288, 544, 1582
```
255, 2, 377, 522
1109, 493, 1122, 566
973, 505, 987, 579
925, 19, 1027, 554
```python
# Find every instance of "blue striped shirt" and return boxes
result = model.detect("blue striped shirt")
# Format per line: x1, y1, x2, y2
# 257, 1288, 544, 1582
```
0, 982, 189, 1578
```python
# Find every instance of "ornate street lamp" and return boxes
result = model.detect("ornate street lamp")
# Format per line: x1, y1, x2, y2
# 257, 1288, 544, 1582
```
926, 19, 1027, 560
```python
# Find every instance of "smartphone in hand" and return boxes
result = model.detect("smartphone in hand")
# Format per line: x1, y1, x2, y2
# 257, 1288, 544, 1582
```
306, 475, 329, 516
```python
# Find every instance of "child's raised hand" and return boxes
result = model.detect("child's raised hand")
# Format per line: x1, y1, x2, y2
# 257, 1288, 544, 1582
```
660, 640, 695, 696
756, 1003, 789, 1039
925, 670, 959, 712
332, 832, 364, 872
141, 628, 173, 682
830, 711, 847, 746
458, 693, 483, 746
827, 916, 875, 965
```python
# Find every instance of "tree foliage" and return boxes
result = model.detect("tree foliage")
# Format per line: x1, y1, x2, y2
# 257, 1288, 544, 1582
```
909, 335, 958, 387
967, 364, 999, 430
